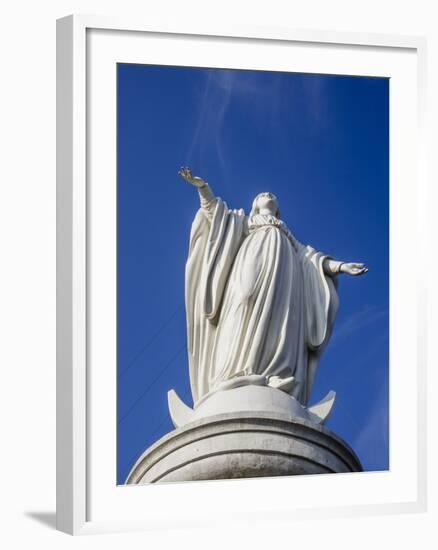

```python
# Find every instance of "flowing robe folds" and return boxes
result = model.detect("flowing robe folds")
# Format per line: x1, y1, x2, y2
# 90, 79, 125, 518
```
186, 198, 339, 405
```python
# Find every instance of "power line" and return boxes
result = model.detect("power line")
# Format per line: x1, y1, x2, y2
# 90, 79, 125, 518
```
148, 386, 193, 442
118, 342, 187, 424
123, 382, 191, 481
119, 302, 185, 379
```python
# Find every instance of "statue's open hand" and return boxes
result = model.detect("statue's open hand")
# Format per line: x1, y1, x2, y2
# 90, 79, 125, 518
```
178, 166, 206, 188
340, 262, 368, 276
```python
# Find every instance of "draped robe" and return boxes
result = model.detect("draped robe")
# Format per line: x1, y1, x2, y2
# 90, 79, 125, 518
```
185, 198, 339, 406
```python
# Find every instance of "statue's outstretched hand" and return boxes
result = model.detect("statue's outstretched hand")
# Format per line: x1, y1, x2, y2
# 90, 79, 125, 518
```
178, 166, 206, 188
340, 262, 368, 276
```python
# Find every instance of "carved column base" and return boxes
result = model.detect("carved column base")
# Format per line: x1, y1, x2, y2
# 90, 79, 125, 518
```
125, 411, 362, 484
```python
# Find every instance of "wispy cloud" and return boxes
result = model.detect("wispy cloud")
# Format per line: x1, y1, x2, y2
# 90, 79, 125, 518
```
184, 71, 214, 165
352, 378, 389, 470
183, 69, 334, 186
211, 72, 234, 173
184, 70, 233, 175
300, 76, 327, 127
184, 69, 283, 178
330, 305, 388, 348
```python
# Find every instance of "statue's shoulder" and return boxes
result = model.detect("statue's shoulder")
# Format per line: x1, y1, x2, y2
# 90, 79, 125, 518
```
230, 207, 246, 217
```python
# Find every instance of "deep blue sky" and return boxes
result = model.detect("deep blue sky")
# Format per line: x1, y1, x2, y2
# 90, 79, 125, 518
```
117, 64, 389, 484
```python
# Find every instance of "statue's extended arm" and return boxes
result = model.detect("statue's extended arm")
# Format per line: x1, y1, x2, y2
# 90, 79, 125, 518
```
323, 258, 368, 277
178, 166, 217, 220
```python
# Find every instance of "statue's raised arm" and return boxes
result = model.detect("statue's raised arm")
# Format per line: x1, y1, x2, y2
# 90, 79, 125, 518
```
179, 166, 217, 220
178, 166, 208, 189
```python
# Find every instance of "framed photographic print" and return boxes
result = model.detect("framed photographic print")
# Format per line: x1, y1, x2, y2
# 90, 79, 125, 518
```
57, 15, 427, 535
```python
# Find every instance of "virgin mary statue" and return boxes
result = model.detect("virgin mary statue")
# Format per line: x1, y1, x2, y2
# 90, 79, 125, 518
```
179, 168, 367, 407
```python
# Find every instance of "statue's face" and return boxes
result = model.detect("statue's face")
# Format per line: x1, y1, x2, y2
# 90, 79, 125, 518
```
255, 192, 279, 216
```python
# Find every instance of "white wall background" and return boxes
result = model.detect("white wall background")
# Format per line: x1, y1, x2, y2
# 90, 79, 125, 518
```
0, 0, 436, 547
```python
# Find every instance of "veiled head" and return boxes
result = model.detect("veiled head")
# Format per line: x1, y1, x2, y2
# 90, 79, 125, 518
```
250, 192, 281, 218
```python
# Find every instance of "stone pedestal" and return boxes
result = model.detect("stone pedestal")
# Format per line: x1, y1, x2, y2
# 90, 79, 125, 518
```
126, 410, 362, 484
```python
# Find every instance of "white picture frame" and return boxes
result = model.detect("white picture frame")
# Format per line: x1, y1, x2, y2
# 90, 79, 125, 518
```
56, 14, 428, 535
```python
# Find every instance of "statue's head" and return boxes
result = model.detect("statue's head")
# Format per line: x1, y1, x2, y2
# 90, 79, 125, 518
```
250, 192, 280, 218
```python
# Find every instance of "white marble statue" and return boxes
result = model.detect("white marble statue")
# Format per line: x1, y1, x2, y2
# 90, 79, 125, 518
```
179, 167, 368, 407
